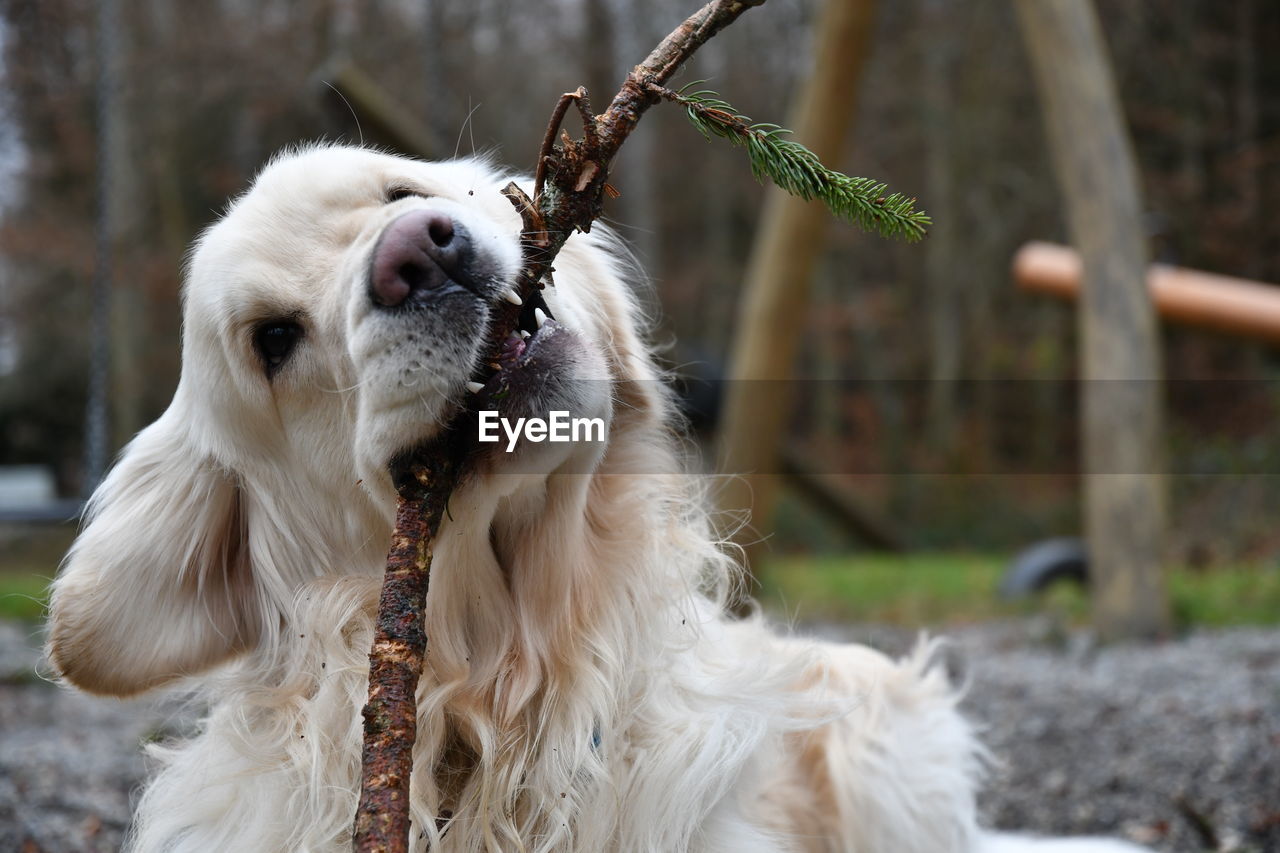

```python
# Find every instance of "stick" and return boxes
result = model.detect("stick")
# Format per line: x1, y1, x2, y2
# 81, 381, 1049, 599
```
352, 3, 770, 851
352, 449, 463, 851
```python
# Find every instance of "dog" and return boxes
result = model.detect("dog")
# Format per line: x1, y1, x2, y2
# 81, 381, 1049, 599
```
47, 145, 1149, 853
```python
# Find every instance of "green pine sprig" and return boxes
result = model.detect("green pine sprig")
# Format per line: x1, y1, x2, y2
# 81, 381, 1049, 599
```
661, 84, 930, 242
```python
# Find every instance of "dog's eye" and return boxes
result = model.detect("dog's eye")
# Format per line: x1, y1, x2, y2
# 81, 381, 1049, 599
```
385, 186, 428, 203
253, 321, 303, 375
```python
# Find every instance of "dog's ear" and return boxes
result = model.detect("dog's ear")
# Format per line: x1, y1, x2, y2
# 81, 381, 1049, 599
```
48, 414, 259, 696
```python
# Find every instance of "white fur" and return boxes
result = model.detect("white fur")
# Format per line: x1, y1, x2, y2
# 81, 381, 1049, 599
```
47, 145, 1147, 853
979, 838, 1154, 853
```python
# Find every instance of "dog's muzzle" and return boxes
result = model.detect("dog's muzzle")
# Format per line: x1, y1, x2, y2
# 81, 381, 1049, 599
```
368, 209, 479, 309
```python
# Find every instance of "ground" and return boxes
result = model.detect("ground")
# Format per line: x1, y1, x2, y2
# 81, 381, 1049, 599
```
1, 618, 1276, 852
818, 622, 1280, 853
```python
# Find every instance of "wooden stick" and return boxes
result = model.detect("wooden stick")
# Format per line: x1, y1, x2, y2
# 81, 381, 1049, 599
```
1015, 241, 1280, 346
352, 450, 462, 851
353, 3, 771, 851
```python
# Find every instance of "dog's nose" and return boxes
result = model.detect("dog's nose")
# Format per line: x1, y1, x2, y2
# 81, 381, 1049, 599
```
369, 209, 472, 308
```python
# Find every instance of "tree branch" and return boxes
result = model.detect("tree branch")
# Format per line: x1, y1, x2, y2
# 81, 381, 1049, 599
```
533, 88, 587, 206
353, 3, 771, 851
351, 446, 464, 852
652, 83, 930, 241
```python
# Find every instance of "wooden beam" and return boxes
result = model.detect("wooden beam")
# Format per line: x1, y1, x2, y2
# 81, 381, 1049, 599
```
312, 57, 438, 159
780, 447, 905, 552
1016, 241, 1280, 346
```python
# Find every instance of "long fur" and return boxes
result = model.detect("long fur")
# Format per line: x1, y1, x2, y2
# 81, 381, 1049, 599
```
47, 145, 1148, 853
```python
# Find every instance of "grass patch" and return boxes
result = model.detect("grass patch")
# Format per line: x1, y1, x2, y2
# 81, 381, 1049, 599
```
1, 551, 1276, 628
759, 553, 1280, 628
0, 571, 53, 622
1167, 565, 1280, 627
0, 525, 69, 622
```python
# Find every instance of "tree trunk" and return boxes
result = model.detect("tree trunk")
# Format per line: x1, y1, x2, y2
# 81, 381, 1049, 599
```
610, 0, 659, 269
420, 0, 450, 151
1233, 0, 1260, 280
922, 0, 960, 451
105, 0, 146, 456
581, 0, 617, 120
1015, 0, 1171, 640
716, 0, 877, 592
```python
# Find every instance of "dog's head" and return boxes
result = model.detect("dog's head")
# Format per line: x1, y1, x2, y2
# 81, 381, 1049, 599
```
48, 145, 660, 696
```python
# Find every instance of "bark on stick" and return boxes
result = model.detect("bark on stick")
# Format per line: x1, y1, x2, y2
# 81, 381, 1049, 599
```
352, 3, 770, 851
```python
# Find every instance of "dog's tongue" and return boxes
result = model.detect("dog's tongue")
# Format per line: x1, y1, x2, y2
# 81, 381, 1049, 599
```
500, 332, 528, 363
465, 285, 555, 392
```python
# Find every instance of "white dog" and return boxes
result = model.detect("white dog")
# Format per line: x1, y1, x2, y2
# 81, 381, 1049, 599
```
48, 145, 1148, 853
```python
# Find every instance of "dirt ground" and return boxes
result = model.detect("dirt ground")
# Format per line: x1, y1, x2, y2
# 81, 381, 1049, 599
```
2, 618, 1276, 852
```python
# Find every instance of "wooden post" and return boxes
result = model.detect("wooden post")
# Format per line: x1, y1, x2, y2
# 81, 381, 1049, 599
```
716, 0, 878, 594
1015, 1, 1171, 640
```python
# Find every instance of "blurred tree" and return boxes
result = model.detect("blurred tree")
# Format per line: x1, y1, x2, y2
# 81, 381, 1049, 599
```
0, 0, 98, 490
717, 0, 878, 591
922, 0, 960, 450
609, 0, 659, 269
0, 0, 1277, 562
82, 0, 118, 493
1015, 0, 1171, 640
581, 0, 615, 116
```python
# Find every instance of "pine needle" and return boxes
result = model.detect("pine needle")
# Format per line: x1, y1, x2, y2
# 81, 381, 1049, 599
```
661, 84, 930, 242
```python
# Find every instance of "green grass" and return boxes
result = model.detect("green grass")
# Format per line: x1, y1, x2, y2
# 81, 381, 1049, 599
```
2, 549, 1277, 628
0, 571, 53, 622
1167, 564, 1280, 627
759, 553, 1280, 628
0, 525, 70, 621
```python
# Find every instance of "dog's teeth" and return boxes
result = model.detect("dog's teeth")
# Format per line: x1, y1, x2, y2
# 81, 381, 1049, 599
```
466, 381, 485, 394
519, 330, 531, 340
502, 288, 523, 306
534, 308, 547, 329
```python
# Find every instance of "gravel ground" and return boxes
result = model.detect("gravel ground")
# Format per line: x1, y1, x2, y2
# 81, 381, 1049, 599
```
817, 621, 1280, 853
2, 618, 1277, 853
